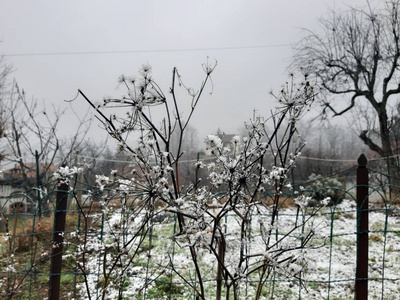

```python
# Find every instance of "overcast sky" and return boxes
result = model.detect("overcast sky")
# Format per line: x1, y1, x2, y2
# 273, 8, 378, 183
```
0, 0, 370, 148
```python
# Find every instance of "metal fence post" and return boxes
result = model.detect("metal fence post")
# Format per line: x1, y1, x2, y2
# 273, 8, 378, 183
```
49, 182, 69, 300
356, 154, 368, 300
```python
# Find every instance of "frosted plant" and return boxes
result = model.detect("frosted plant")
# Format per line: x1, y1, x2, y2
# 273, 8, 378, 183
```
74, 66, 326, 299
161, 73, 322, 299
74, 62, 217, 299
53, 166, 84, 185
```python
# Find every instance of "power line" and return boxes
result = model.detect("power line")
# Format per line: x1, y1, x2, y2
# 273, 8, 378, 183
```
78, 154, 399, 164
77, 154, 214, 164
297, 156, 356, 163
3, 44, 292, 57
298, 154, 400, 162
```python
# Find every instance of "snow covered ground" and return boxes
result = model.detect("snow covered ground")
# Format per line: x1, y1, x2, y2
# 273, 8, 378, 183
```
77, 199, 400, 299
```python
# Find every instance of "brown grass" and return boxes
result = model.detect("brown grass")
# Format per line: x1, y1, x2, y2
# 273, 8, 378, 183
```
263, 197, 296, 208
14, 216, 54, 252
370, 234, 383, 242
13, 213, 80, 253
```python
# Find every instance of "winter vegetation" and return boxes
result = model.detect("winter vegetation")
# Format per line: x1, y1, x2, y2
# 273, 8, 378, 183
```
68, 198, 400, 299
294, 0, 400, 188
69, 61, 321, 300
1, 1, 400, 299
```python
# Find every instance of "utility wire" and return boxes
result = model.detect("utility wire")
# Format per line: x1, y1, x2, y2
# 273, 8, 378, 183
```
3, 44, 292, 57
297, 154, 400, 162
78, 154, 399, 164
297, 157, 356, 163
77, 154, 215, 164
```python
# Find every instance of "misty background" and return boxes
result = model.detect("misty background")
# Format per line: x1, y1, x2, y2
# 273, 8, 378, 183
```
1, 0, 382, 188
0, 1, 369, 144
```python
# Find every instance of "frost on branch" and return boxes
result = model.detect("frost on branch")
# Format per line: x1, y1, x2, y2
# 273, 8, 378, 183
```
75, 66, 324, 299
53, 166, 83, 184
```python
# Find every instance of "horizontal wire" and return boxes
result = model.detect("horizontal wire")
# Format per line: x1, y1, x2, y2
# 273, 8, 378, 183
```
78, 154, 399, 164
3, 44, 292, 57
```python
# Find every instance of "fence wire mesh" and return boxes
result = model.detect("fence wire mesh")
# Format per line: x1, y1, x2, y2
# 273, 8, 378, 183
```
0, 177, 399, 299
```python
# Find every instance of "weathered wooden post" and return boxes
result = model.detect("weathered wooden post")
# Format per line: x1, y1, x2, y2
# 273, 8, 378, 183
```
356, 154, 368, 300
49, 182, 69, 300
35, 150, 42, 217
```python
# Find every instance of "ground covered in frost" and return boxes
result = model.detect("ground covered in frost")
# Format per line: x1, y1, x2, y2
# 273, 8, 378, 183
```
78, 199, 400, 299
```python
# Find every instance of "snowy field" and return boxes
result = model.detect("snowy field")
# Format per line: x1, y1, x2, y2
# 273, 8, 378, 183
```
78, 199, 400, 299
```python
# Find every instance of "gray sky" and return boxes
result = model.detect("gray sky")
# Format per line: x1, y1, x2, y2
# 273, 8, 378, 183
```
0, 0, 369, 147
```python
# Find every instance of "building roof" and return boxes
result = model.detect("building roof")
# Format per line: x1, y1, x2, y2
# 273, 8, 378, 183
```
3, 163, 58, 179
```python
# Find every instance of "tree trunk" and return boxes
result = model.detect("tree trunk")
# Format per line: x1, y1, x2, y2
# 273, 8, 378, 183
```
216, 238, 225, 300
378, 108, 400, 198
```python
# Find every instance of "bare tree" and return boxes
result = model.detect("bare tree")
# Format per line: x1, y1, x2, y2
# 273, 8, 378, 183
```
294, 120, 368, 182
294, 0, 400, 186
0, 77, 94, 216
5, 84, 91, 180
170, 124, 201, 186
0, 56, 13, 162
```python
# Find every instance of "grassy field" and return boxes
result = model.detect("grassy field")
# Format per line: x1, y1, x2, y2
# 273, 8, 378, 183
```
1, 199, 400, 299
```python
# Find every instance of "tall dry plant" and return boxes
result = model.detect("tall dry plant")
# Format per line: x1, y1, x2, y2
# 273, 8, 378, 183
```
60, 63, 329, 299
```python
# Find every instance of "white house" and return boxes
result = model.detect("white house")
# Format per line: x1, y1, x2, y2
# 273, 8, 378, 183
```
0, 163, 55, 215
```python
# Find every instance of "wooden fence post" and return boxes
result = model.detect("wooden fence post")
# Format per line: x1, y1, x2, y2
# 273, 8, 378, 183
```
35, 150, 42, 217
356, 154, 368, 300
49, 182, 69, 300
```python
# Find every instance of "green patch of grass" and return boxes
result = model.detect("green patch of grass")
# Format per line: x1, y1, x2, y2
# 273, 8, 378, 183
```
138, 240, 155, 254
268, 283, 296, 298
154, 222, 175, 235
307, 281, 326, 291
331, 237, 355, 247
342, 212, 355, 219
61, 274, 75, 284
133, 256, 148, 268
371, 221, 400, 234
37, 275, 49, 285
324, 212, 340, 221
62, 253, 76, 270
137, 276, 185, 299
371, 221, 384, 231
20, 290, 43, 300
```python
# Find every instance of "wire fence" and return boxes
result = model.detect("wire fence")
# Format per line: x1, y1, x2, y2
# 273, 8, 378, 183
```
0, 159, 399, 299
